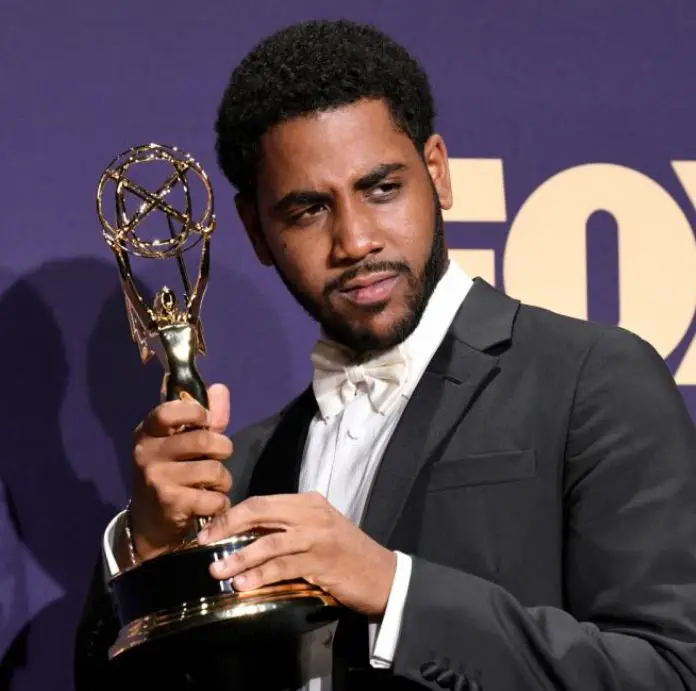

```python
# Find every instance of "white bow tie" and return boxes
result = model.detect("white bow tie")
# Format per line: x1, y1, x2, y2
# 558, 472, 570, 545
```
311, 339, 410, 419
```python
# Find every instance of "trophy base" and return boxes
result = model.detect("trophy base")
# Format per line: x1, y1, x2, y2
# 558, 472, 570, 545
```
107, 532, 341, 662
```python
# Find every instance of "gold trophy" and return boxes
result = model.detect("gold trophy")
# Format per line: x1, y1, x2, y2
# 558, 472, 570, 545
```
96, 143, 338, 663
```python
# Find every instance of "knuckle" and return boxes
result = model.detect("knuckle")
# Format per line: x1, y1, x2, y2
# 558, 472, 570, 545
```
142, 462, 160, 489
152, 402, 174, 428
157, 400, 205, 432
202, 459, 218, 480
192, 402, 209, 425
205, 489, 230, 516
164, 430, 203, 459
201, 459, 219, 479
156, 484, 178, 509
193, 429, 216, 452
192, 493, 208, 518
233, 548, 247, 567
245, 495, 266, 515
190, 428, 208, 446
177, 431, 232, 461
266, 531, 284, 554
197, 490, 219, 517
201, 494, 219, 518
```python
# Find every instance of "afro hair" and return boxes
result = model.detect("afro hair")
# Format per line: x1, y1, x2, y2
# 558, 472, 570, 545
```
214, 19, 436, 198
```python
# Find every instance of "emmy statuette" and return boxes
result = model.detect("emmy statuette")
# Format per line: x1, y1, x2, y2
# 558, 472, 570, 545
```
96, 143, 339, 663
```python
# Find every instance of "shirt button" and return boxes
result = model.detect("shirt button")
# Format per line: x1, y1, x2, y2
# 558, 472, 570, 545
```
347, 427, 360, 439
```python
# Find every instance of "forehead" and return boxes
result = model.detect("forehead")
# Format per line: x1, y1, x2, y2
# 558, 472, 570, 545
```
256, 99, 418, 196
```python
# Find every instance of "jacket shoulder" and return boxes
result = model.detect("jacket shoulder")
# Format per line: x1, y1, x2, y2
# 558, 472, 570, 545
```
513, 299, 653, 355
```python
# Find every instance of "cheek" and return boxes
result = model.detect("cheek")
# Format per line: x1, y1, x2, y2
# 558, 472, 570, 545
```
377, 195, 432, 258
270, 233, 328, 293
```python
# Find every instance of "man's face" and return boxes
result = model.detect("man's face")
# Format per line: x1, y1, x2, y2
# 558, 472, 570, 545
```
237, 98, 453, 355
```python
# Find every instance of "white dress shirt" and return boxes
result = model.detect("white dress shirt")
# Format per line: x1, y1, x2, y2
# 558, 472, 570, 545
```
102, 260, 473, 690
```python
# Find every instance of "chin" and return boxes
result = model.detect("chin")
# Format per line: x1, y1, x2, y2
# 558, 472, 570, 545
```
354, 314, 417, 353
319, 296, 420, 353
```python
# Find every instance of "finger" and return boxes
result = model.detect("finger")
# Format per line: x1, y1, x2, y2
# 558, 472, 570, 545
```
222, 554, 311, 591
138, 399, 210, 438
159, 428, 233, 462
197, 494, 309, 544
209, 530, 308, 579
172, 459, 233, 494
186, 486, 231, 519
144, 483, 231, 525
207, 383, 231, 433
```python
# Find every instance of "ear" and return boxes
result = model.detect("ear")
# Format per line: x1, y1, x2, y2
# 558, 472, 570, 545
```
423, 134, 453, 211
235, 194, 274, 266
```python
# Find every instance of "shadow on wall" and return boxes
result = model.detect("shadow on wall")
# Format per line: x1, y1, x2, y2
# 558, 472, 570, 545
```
0, 258, 147, 691
0, 256, 295, 691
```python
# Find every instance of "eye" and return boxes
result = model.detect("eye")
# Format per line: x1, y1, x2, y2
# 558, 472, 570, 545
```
304, 203, 326, 216
288, 203, 327, 225
370, 181, 402, 200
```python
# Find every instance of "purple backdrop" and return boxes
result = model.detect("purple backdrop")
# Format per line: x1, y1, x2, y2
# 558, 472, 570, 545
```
1, 2, 695, 689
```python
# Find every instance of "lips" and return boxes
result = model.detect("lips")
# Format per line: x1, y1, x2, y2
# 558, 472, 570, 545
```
338, 272, 400, 306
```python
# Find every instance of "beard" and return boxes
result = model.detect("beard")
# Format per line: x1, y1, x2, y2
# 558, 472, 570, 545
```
271, 189, 447, 357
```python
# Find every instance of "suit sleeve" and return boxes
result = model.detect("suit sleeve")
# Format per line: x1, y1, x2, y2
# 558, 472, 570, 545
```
391, 327, 696, 690
73, 553, 125, 691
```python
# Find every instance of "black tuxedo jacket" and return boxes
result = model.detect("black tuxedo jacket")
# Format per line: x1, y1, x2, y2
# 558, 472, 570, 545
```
75, 279, 696, 690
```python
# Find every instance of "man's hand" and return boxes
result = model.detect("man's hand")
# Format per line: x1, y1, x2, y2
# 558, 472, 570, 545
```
128, 383, 234, 563
197, 492, 397, 617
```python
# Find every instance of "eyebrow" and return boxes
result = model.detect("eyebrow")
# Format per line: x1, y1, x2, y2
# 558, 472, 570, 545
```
272, 162, 407, 215
354, 162, 407, 191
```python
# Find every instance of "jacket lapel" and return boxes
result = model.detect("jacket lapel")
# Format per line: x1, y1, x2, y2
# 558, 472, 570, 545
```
246, 386, 317, 497
360, 279, 520, 547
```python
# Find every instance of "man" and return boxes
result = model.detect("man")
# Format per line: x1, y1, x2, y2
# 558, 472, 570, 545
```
75, 18, 696, 691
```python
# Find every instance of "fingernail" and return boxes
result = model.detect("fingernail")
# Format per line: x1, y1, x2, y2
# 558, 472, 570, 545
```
198, 528, 210, 543
233, 573, 247, 588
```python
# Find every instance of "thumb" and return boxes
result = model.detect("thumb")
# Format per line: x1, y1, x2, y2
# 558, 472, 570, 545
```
207, 383, 231, 433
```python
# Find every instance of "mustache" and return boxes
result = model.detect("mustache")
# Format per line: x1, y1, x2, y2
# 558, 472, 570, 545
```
323, 260, 412, 297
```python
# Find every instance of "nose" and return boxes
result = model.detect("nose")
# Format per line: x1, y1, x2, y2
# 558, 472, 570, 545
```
330, 199, 383, 265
